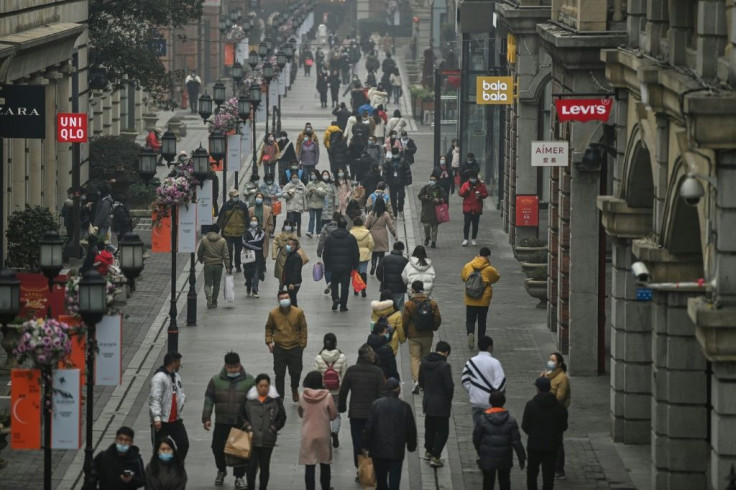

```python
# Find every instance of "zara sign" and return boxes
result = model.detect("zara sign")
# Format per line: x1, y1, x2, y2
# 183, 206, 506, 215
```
0, 85, 46, 139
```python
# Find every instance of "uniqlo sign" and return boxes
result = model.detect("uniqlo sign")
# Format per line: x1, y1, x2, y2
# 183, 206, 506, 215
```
555, 98, 612, 122
57, 113, 88, 142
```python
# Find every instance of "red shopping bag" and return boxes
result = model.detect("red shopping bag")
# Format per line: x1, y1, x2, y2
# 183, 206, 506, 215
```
271, 200, 282, 215
435, 203, 450, 223
454, 173, 461, 188
351, 269, 366, 292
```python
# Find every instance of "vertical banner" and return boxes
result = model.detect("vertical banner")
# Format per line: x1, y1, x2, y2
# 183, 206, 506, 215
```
224, 43, 235, 66
279, 72, 286, 96
198, 180, 213, 226
151, 212, 172, 253
52, 369, 81, 449
16, 273, 67, 319
95, 315, 122, 386
10, 369, 42, 449
269, 80, 279, 105
236, 39, 249, 64
177, 204, 197, 253
284, 63, 292, 89
227, 133, 241, 176
515, 195, 540, 227
256, 98, 267, 122
58, 315, 85, 386
241, 124, 252, 164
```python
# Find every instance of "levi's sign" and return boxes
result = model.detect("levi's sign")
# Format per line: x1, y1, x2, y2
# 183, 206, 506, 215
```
555, 98, 612, 122
531, 141, 569, 167
57, 113, 88, 142
476, 76, 514, 105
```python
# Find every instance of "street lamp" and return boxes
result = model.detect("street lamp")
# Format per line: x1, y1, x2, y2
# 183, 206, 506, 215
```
218, 17, 227, 33
264, 37, 274, 55
198, 93, 213, 124
213, 81, 227, 107
248, 50, 260, 70
238, 94, 251, 122
0, 269, 20, 327
209, 130, 227, 206
232, 61, 244, 88
230, 9, 241, 22
185, 145, 210, 327
249, 83, 262, 176
39, 230, 64, 291
263, 62, 274, 135
161, 131, 177, 164
258, 43, 268, 59
192, 145, 211, 184
118, 233, 144, 291
138, 147, 157, 184
276, 53, 287, 133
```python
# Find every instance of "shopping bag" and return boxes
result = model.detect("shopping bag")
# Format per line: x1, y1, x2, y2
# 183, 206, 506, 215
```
297, 247, 310, 266
271, 200, 282, 215
358, 453, 377, 488
305, 58, 314, 66
241, 248, 256, 264
454, 173, 461, 188
351, 269, 366, 292
224, 274, 235, 303
435, 203, 450, 223
223, 427, 252, 460
313, 262, 324, 281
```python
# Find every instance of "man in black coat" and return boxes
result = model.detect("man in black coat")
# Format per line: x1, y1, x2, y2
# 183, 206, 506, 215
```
418, 341, 453, 468
363, 378, 417, 490
85, 426, 145, 490
376, 241, 409, 310
522, 377, 568, 490
323, 218, 360, 311
459, 152, 482, 184
282, 238, 303, 306
383, 151, 412, 215
332, 103, 351, 130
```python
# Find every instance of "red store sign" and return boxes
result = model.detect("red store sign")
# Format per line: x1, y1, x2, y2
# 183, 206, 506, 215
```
57, 113, 88, 143
516, 195, 539, 227
555, 98, 612, 123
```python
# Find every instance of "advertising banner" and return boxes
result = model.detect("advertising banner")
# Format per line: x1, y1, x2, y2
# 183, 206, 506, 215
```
241, 124, 252, 162
58, 315, 85, 386
198, 180, 213, 226
0, 85, 46, 138
225, 43, 235, 66
279, 73, 286, 96
554, 98, 612, 122
531, 141, 569, 167
52, 369, 81, 449
177, 203, 197, 253
95, 315, 122, 386
475, 76, 514, 105
10, 369, 41, 449
17, 273, 66, 319
227, 133, 241, 175
57, 113, 88, 143
236, 39, 249, 64
151, 211, 172, 253
515, 195, 539, 227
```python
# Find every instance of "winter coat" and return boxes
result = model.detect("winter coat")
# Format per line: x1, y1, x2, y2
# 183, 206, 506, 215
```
298, 388, 338, 465
316, 75, 329, 94
369, 88, 388, 108
149, 367, 186, 424
297, 134, 320, 167
338, 355, 386, 419
145, 131, 161, 152
306, 181, 328, 210
323, 228, 360, 276
376, 251, 409, 295
365, 190, 394, 218
90, 443, 145, 490
272, 231, 297, 280
248, 205, 273, 255
418, 352, 454, 417
452, 147, 460, 169
283, 180, 307, 213
401, 257, 436, 295
402, 293, 442, 339
143, 461, 187, 490
383, 157, 412, 187
459, 159, 481, 182
346, 199, 363, 222
323, 182, 337, 217
364, 391, 418, 460
93, 195, 114, 230
243, 385, 286, 448
259, 141, 280, 167
461, 256, 501, 307
265, 305, 308, 350
473, 408, 526, 470
331, 136, 350, 168
546, 368, 571, 408
521, 392, 568, 451
386, 117, 408, 135
462, 352, 506, 408
349, 225, 375, 262
400, 138, 418, 164
432, 166, 454, 196
317, 220, 338, 258
283, 249, 303, 286
243, 181, 260, 208
365, 211, 396, 253
242, 227, 267, 265
367, 333, 399, 380
258, 181, 283, 207
371, 300, 405, 354
365, 143, 385, 169
323, 124, 343, 148
201, 367, 255, 426
459, 180, 489, 215
277, 138, 297, 166
197, 232, 230, 266
216, 200, 250, 238
384, 136, 402, 155
335, 179, 352, 214
418, 184, 448, 225
314, 349, 349, 396
331, 107, 350, 131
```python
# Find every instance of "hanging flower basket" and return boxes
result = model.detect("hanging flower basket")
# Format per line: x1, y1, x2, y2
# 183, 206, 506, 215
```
65, 271, 119, 316
13, 318, 72, 368
151, 155, 199, 226
209, 97, 244, 134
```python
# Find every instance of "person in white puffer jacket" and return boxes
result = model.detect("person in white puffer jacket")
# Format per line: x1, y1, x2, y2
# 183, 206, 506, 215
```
283, 173, 307, 236
313, 333, 348, 448
401, 245, 436, 296
149, 352, 189, 460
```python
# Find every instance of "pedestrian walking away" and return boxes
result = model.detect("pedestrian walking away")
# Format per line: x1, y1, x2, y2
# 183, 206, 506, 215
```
144, 436, 188, 490
242, 217, 266, 298
541, 352, 571, 480
383, 150, 412, 216
313, 333, 348, 449
323, 218, 360, 311
402, 280, 442, 393
202, 352, 256, 489
216, 189, 250, 272
459, 171, 489, 246
265, 290, 308, 401
367, 318, 400, 380
365, 196, 397, 274
418, 341, 454, 468
197, 224, 231, 309
461, 246, 501, 348
401, 245, 436, 296
299, 371, 339, 490
376, 241, 409, 310
370, 289, 406, 355
349, 217, 375, 297
459, 152, 482, 184
185, 71, 202, 113
86, 426, 145, 490
418, 174, 448, 248
462, 336, 507, 426
149, 352, 189, 462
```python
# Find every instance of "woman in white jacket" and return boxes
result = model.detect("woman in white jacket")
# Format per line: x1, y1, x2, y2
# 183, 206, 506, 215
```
313, 332, 348, 448
401, 245, 436, 296
283, 173, 307, 236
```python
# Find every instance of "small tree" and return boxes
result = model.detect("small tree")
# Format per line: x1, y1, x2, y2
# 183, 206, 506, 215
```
6, 205, 59, 271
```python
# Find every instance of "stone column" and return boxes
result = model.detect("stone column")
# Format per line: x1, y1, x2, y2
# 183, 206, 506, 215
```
102, 89, 112, 136
27, 77, 48, 207
547, 166, 560, 332
503, 105, 512, 233
134, 87, 143, 133
11, 139, 26, 211
119, 86, 128, 131
57, 70, 73, 200
111, 89, 121, 135
43, 74, 61, 210
92, 91, 104, 138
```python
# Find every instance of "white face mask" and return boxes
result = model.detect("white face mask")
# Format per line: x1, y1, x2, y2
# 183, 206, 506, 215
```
250, 221, 258, 228
284, 226, 293, 232
338, 173, 345, 178
322, 175, 330, 182
546, 360, 556, 371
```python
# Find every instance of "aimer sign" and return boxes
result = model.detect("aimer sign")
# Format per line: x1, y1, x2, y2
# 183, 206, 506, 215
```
531, 141, 569, 167
476, 76, 514, 105
57, 113, 88, 143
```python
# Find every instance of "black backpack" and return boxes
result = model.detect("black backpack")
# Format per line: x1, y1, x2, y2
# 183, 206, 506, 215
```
411, 297, 435, 331
352, 123, 368, 147
111, 201, 133, 233
329, 131, 343, 152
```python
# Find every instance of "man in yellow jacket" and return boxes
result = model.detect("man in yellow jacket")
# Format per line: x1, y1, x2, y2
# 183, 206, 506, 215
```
265, 290, 308, 402
460, 247, 500, 349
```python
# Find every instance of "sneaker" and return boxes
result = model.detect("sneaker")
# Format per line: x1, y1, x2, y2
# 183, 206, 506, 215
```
214, 470, 226, 486
431, 241, 436, 248
324, 284, 332, 294
555, 472, 566, 480
462, 239, 468, 246
430, 457, 444, 468
340, 306, 349, 312
424, 237, 430, 246
306, 232, 313, 238
332, 302, 339, 311
234, 477, 247, 489
331, 432, 340, 448
246, 287, 251, 296
412, 382, 421, 394
471, 239, 477, 246
252, 292, 259, 298
424, 451, 432, 461
467, 333, 475, 350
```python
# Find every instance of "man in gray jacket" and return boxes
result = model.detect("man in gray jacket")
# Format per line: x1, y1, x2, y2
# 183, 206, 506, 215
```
149, 352, 188, 460
197, 224, 231, 309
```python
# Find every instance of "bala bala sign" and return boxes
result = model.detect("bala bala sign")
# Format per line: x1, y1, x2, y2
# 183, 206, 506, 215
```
555, 98, 612, 123
0, 85, 46, 139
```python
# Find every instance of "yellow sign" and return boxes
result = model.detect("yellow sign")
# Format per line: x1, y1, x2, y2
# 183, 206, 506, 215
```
476, 76, 514, 105
507, 34, 517, 64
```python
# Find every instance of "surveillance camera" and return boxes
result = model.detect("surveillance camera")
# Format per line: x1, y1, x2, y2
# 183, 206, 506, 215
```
679, 175, 704, 206
631, 261, 650, 283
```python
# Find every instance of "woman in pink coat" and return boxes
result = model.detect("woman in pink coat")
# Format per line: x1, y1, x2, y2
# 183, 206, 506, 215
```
299, 371, 338, 490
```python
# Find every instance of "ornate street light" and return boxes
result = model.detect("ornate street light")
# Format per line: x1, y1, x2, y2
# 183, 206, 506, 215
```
0, 269, 21, 327
209, 130, 227, 163
284, 45, 294, 62
39, 230, 64, 289
258, 43, 268, 59
192, 145, 210, 184
248, 50, 260, 70
232, 61, 244, 86
198, 93, 213, 124
161, 131, 177, 163
238, 94, 251, 121
277, 51, 287, 70
213, 81, 226, 107
138, 147, 157, 183
264, 37, 274, 54
218, 17, 227, 32
118, 233, 144, 291
249, 83, 262, 108
262, 62, 274, 82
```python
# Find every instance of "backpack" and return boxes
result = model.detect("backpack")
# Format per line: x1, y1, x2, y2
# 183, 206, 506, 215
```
329, 131, 342, 152
411, 298, 435, 331
465, 269, 485, 299
323, 359, 341, 391
111, 201, 132, 233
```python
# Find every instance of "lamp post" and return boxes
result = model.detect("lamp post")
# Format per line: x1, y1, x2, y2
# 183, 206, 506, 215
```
0, 268, 21, 367
213, 81, 227, 108
118, 233, 144, 291
79, 270, 107, 490
248, 50, 260, 71
164, 131, 179, 354
249, 83, 262, 177
138, 147, 158, 184
236, 94, 251, 186
232, 61, 244, 89
276, 51, 287, 134
262, 62, 274, 135
209, 130, 227, 208
258, 42, 268, 59
161, 131, 177, 165
186, 147, 210, 326
198, 93, 214, 124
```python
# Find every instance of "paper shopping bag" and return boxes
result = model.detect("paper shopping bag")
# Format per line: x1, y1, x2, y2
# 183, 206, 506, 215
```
223, 427, 252, 460
358, 453, 377, 488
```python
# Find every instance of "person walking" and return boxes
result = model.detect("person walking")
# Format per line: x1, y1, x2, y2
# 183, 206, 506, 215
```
258, 133, 281, 177
473, 391, 526, 490
242, 217, 266, 298
338, 344, 386, 475
418, 341, 454, 469
367, 318, 400, 379
462, 335, 507, 426
542, 353, 570, 480
202, 352, 255, 489
376, 241, 409, 310
282, 238, 304, 306
243, 374, 287, 490
522, 377, 568, 490
317, 72, 329, 107
302, 47, 314, 76
297, 123, 321, 176
363, 378, 418, 490
259, 175, 283, 232
433, 157, 455, 197
92, 185, 114, 240
331, 103, 350, 131
459, 152, 481, 184
277, 133, 298, 184
248, 191, 273, 243
185, 71, 202, 113
365, 181, 394, 218
349, 217, 374, 298
323, 218, 360, 312
402, 280, 442, 394
401, 245, 436, 296
298, 371, 339, 490
265, 290, 308, 402
243, 174, 261, 208
314, 333, 348, 448
197, 225, 231, 310
306, 170, 329, 237
459, 171, 489, 246
398, 131, 417, 165
365, 197, 397, 275
216, 189, 250, 273
385, 109, 408, 136
317, 211, 341, 293
144, 436, 187, 490
383, 150, 412, 217
371, 289, 405, 355
418, 173, 448, 248
272, 220, 298, 286
333, 167, 352, 215
87, 426, 145, 490
283, 171, 307, 237
149, 352, 189, 461
461, 247, 501, 348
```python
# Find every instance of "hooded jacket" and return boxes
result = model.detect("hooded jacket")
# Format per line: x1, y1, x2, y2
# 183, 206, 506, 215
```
314, 348, 349, 395
323, 227, 360, 276
149, 367, 186, 424
460, 256, 501, 307
418, 352, 454, 417
244, 385, 286, 448
338, 351, 386, 419
217, 199, 250, 237
370, 300, 405, 354
89, 443, 145, 490
197, 232, 230, 266
366, 333, 399, 380
459, 179, 489, 215
376, 250, 408, 295
364, 390, 417, 460
521, 392, 568, 451
323, 124, 343, 149
401, 257, 436, 295
298, 388, 338, 465
402, 293, 442, 339
349, 225, 375, 262
201, 367, 255, 426
473, 408, 526, 470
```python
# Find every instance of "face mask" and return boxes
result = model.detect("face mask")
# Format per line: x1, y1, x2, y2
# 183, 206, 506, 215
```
116, 443, 130, 453
81, 195, 87, 200
384, 333, 390, 340
322, 175, 330, 182
284, 226, 293, 232
227, 371, 240, 378
265, 180, 273, 185
439, 160, 446, 165
338, 173, 345, 178
546, 361, 556, 371
285, 244, 293, 252
231, 197, 239, 202
268, 137, 275, 142
291, 177, 300, 184
306, 128, 312, 134
310, 175, 317, 181
280, 136, 287, 141
369, 140, 376, 145
469, 178, 478, 184
467, 159, 474, 164
255, 198, 263, 205
158, 453, 174, 462
429, 180, 437, 187
279, 298, 291, 308
250, 221, 258, 229
401, 138, 408, 143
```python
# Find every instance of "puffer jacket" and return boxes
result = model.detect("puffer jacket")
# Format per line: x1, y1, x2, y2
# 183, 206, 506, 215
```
283, 248, 303, 286
317, 220, 338, 258
418, 184, 448, 225
367, 333, 399, 380
349, 226, 375, 262
306, 181, 328, 209
323, 228, 360, 276
370, 300, 405, 354
202, 367, 255, 426
323, 182, 337, 216
314, 348, 349, 395
338, 351, 386, 419
376, 250, 408, 295
244, 385, 286, 448
335, 179, 352, 214
547, 368, 571, 408
473, 408, 526, 470
149, 367, 186, 423
418, 352, 453, 417
461, 256, 501, 307
89, 443, 145, 490
331, 137, 350, 167
197, 232, 230, 266
323, 124, 342, 149
283, 180, 307, 213
272, 231, 298, 280
459, 179, 489, 214
259, 181, 283, 207
299, 138, 320, 168
401, 257, 436, 295
243, 181, 260, 208
364, 391, 417, 460
402, 293, 442, 339
217, 199, 250, 237
521, 392, 568, 451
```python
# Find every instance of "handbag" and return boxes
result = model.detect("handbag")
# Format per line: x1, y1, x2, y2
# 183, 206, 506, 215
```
297, 247, 310, 266
241, 248, 256, 264
358, 453, 377, 488
305, 58, 314, 66
223, 427, 252, 460
271, 200, 282, 215
224, 274, 235, 303
435, 202, 450, 223
313, 261, 324, 281
351, 269, 366, 292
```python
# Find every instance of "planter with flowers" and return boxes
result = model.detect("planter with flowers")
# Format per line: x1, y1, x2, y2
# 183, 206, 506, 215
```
151, 154, 199, 228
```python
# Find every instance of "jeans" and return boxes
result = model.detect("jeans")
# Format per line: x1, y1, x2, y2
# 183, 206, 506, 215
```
392, 293, 405, 311
483, 467, 511, 490
272, 345, 303, 397
371, 251, 385, 271
225, 236, 244, 270
350, 418, 367, 467
356, 261, 368, 292
151, 419, 189, 462
213, 423, 246, 477
527, 449, 557, 490
244, 255, 264, 293
247, 446, 273, 489
330, 394, 341, 434
389, 186, 406, 214
423, 223, 439, 242
287, 285, 301, 307
424, 416, 449, 458
286, 210, 302, 235
392, 86, 401, 104
308, 208, 323, 234
466, 305, 490, 338
373, 457, 403, 490
408, 336, 433, 382
463, 212, 481, 239
304, 463, 331, 490
204, 264, 224, 303
331, 273, 351, 308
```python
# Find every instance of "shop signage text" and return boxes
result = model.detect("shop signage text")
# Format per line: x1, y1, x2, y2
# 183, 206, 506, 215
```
476, 76, 514, 105
555, 98, 612, 122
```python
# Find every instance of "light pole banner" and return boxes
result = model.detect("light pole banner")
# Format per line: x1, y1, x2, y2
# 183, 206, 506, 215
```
241, 125, 252, 163
236, 39, 249, 64
177, 204, 198, 253
270, 80, 279, 105
52, 368, 81, 449
10, 369, 41, 449
279, 72, 286, 96
198, 180, 213, 226
285, 63, 292, 89
256, 100, 267, 122
95, 315, 122, 386
227, 133, 241, 174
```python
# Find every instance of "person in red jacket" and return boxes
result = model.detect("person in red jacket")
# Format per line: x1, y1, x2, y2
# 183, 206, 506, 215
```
458, 171, 488, 246
145, 127, 165, 166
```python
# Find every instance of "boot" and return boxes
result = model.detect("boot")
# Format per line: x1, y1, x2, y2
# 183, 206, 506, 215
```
361, 272, 368, 297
